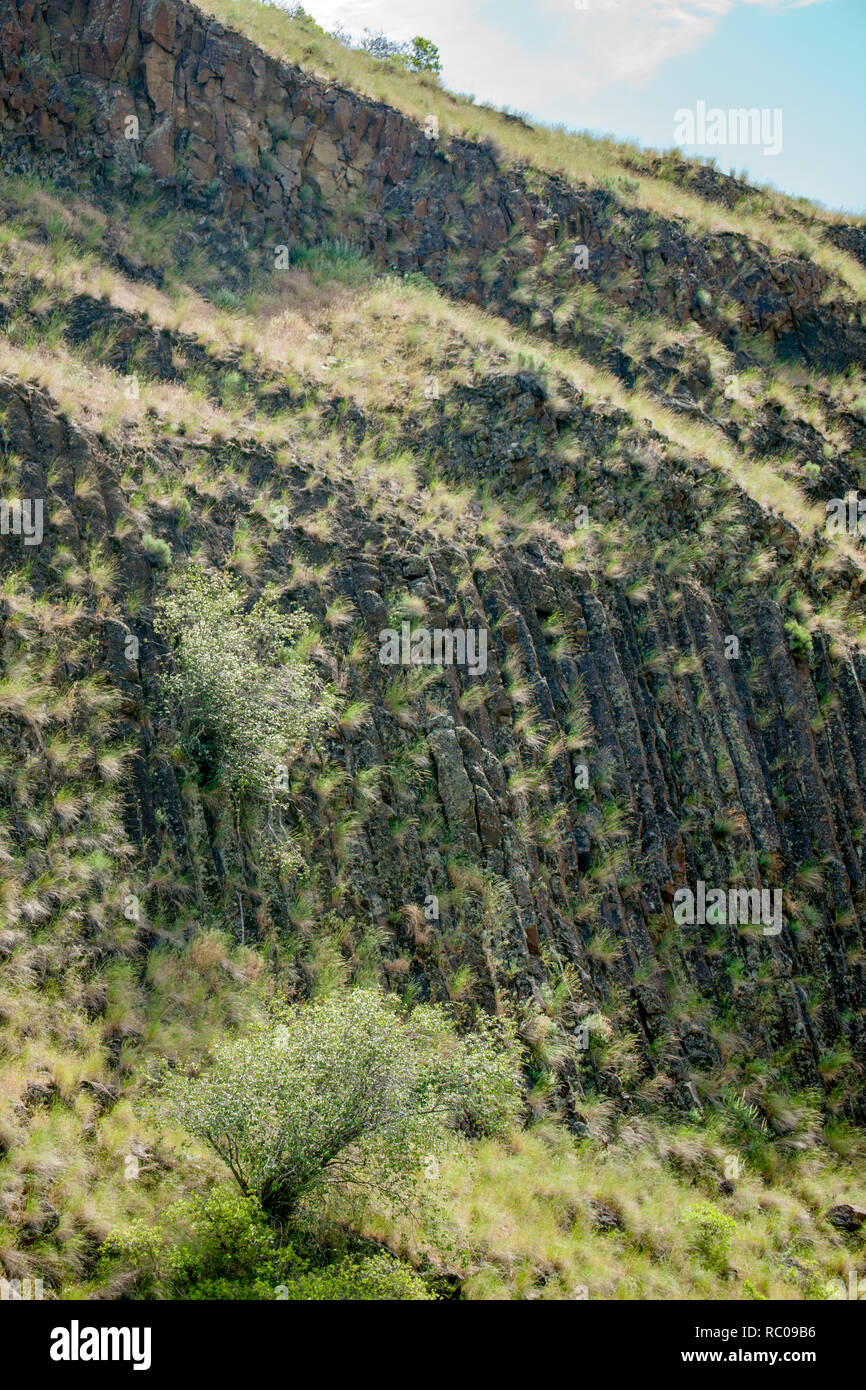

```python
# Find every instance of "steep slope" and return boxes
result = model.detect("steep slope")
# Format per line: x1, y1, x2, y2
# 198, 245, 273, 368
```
0, 0, 864, 1298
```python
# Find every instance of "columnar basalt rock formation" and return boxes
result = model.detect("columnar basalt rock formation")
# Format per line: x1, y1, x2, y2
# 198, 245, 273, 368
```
0, 0, 865, 1165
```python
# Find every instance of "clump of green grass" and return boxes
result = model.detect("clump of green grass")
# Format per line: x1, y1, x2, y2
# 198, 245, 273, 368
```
290, 239, 374, 285
141, 532, 171, 567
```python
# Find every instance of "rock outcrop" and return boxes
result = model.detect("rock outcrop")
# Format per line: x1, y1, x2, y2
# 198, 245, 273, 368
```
1, 0, 863, 379
0, 0, 864, 1146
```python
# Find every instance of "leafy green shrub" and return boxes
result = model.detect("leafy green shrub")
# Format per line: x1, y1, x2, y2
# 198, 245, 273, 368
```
99, 1189, 433, 1301
407, 37, 441, 75
277, 1251, 434, 1301
685, 1201, 736, 1274
743, 1279, 767, 1300
154, 568, 337, 803
98, 1190, 305, 1300
152, 988, 521, 1222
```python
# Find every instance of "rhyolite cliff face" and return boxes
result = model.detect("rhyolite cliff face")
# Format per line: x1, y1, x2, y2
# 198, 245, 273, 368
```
0, 0, 865, 1159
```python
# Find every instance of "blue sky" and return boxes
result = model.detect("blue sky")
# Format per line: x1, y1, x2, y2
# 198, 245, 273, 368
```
298, 0, 865, 213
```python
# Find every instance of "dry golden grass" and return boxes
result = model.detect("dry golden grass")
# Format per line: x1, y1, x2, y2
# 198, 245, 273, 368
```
362, 1122, 865, 1301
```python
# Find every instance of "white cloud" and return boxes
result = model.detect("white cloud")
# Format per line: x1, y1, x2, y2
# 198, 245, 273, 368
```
535, 0, 827, 86
298, 0, 827, 109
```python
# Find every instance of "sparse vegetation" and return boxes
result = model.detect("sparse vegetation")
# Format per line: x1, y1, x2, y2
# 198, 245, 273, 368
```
0, 0, 864, 1311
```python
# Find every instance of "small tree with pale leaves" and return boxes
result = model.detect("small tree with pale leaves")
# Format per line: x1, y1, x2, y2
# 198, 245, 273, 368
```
155, 569, 336, 799
155, 569, 337, 878
152, 989, 521, 1223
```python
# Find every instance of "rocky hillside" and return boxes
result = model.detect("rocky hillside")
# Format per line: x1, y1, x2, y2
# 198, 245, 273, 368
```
0, 0, 865, 1299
